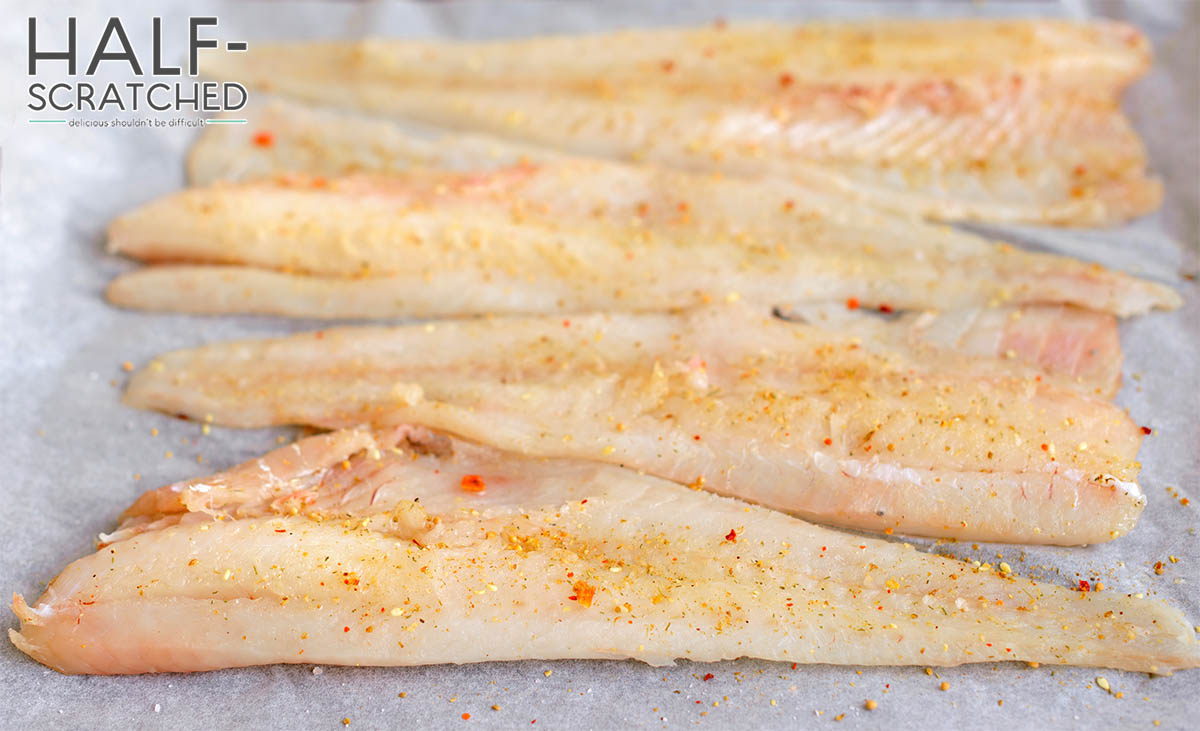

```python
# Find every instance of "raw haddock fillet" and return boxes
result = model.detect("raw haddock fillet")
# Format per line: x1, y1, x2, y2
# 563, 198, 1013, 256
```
12, 427, 1199, 675
195, 21, 1160, 225
124, 303, 1145, 544
187, 99, 561, 186
106, 161, 1179, 319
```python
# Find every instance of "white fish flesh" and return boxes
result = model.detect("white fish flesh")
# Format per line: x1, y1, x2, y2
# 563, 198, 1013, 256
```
12, 426, 1198, 674
195, 21, 1160, 225
123, 304, 1147, 544
106, 164, 1179, 319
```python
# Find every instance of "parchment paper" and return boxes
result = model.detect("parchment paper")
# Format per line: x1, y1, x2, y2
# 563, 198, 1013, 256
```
1, 1, 1196, 728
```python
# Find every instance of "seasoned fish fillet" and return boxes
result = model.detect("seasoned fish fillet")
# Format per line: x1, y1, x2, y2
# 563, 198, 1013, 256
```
123, 304, 1145, 544
106, 166, 1179, 319
188, 100, 558, 186
196, 21, 1159, 225
12, 427, 1198, 675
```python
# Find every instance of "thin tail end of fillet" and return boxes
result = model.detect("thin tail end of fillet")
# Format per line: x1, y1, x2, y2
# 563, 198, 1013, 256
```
9, 594, 55, 672
1103, 278, 1182, 318
105, 274, 137, 308
106, 271, 174, 314
107, 270, 247, 318
1073, 175, 1163, 230
1030, 264, 1182, 318
104, 210, 138, 257
107, 269, 321, 320
7, 627, 46, 671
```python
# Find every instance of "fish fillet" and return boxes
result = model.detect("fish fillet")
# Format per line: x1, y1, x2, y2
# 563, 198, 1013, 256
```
106, 165, 1180, 319
123, 303, 1145, 544
12, 426, 1198, 675
187, 99, 560, 186
196, 21, 1160, 225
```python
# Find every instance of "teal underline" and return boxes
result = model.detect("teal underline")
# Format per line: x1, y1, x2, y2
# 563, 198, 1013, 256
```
29, 119, 66, 123
206, 119, 248, 124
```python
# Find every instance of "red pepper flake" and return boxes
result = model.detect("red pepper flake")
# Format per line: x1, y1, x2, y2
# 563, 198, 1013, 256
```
571, 580, 596, 607
791, 663, 798, 670
461, 474, 486, 493
462, 713, 471, 721
823, 438, 832, 446
702, 673, 714, 681
1040, 443, 1049, 451
778, 72, 794, 88
661, 59, 676, 73
846, 297, 860, 310
1078, 580, 1091, 592
274, 529, 287, 533
1141, 426, 1152, 435
343, 626, 350, 632
878, 304, 894, 314
782, 200, 795, 211
725, 529, 737, 542
562, 319, 571, 328
693, 434, 701, 441
252, 130, 275, 148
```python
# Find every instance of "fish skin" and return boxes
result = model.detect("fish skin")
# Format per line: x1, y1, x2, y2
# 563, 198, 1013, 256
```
12, 426, 1198, 675
105, 166, 1180, 318
195, 21, 1158, 225
123, 304, 1145, 545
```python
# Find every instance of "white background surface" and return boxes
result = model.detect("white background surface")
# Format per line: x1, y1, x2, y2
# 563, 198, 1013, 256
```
1, 1, 1197, 728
